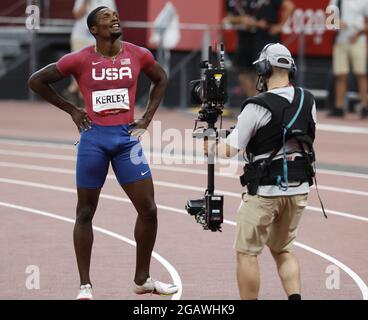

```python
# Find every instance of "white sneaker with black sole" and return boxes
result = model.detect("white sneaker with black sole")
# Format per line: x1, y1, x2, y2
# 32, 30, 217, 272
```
76, 284, 93, 300
134, 277, 179, 296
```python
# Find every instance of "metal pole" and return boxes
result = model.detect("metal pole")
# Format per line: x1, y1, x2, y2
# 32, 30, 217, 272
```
207, 161, 215, 194
206, 120, 216, 195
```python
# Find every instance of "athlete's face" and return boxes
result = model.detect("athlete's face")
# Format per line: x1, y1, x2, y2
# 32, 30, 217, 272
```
91, 8, 122, 39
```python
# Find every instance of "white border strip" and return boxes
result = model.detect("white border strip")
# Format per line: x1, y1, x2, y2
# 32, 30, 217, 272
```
0, 201, 183, 300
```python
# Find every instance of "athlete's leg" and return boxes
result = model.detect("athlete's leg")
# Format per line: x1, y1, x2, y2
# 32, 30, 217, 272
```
110, 127, 157, 285
121, 178, 157, 285
74, 188, 101, 286
74, 126, 110, 286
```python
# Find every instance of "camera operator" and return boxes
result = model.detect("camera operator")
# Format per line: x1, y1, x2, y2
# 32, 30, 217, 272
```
204, 43, 317, 300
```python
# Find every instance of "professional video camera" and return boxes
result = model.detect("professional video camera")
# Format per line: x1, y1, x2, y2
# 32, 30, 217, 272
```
185, 43, 228, 232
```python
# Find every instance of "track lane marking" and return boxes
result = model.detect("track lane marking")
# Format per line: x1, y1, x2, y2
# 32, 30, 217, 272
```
0, 201, 183, 300
1, 141, 368, 179
0, 177, 367, 300
0, 162, 367, 222
1, 151, 368, 197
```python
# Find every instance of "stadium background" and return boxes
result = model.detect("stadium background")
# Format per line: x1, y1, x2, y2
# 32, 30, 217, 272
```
0, 0, 342, 109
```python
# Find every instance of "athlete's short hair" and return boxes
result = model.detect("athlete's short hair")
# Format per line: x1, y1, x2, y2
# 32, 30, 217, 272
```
87, 6, 108, 29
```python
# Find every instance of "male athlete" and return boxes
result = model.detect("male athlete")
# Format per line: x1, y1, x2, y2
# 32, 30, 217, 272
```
28, 6, 178, 299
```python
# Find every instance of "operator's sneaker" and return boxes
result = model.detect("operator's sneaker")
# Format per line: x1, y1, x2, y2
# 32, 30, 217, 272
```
76, 284, 93, 300
133, 277, 179, 296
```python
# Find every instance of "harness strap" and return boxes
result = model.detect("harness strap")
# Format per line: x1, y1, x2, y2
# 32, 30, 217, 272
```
277, 88, 305, 191
295, 138, 327, 219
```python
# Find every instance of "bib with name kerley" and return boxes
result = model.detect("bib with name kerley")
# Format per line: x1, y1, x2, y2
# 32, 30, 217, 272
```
92, 88, 129, 115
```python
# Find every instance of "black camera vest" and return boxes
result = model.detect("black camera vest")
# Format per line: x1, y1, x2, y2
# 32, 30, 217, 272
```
243, 87, 316, 158
239, 87, 326, 217
239, 87, 316, 193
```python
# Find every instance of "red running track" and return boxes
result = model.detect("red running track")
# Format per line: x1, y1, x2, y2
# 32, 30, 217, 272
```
0, 101, 367, 300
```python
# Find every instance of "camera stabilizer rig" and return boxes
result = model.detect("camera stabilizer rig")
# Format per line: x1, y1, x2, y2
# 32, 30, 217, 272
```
185, 43, 227, 232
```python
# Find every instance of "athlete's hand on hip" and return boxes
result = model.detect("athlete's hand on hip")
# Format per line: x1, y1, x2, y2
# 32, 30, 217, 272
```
71, 108, 92, 132
129, 118, 149, 138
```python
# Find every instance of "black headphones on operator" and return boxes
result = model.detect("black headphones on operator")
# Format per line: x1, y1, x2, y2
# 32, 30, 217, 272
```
254, 43, 297, 80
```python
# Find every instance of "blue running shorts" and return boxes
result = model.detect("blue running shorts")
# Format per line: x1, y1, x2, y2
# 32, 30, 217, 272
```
76, 124, 152, 189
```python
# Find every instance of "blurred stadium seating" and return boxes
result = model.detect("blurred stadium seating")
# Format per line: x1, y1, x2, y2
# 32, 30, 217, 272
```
0, 0, 362, 111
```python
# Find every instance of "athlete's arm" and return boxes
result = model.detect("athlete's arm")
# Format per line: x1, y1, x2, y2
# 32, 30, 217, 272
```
28, 63, 91, 131
129, 62, 167, 132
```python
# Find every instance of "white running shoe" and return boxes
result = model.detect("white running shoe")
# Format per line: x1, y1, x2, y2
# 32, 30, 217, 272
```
76, 284, 93, 300
134, 277, 179, 296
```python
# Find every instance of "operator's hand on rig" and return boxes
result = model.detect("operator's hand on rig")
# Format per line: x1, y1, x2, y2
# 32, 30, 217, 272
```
203, 137, 217, 158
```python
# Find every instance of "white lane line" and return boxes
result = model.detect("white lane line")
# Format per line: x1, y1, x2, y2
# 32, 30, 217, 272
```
292, 242, 368, 300
152, 169, 368, 199
150, 180, 368, 222
151, 164, 368, 181
0, 162, 367, 223
0, 178, 367, 300
0, 161, 75, 174
0, 139, 75, 150
316, 123, 368, 134
0, 201, 183, 300
1, 149, 368, 198
1, 141, 368, 180
312, 185, 368, 197
226, 213, 368, 299
0, 149, 75, 161
315, 169, 368, 180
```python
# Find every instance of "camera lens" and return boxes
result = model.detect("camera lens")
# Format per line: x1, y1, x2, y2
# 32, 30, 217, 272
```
189, 80, 203, 104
